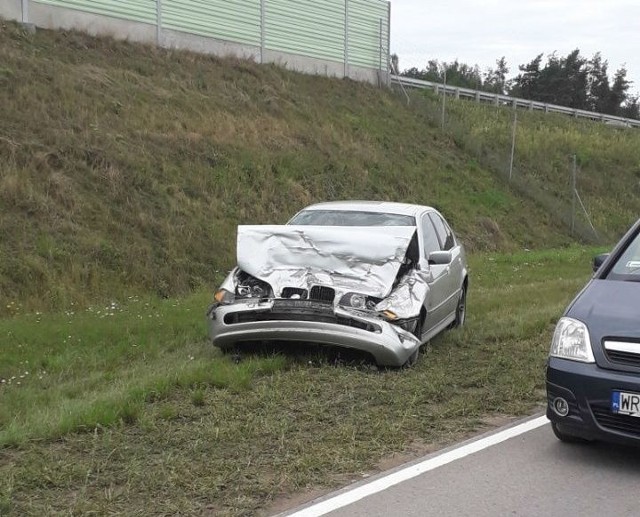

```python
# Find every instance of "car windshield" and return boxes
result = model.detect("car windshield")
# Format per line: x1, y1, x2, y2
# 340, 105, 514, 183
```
288, 210, 415, 227
606, 230, 640, 280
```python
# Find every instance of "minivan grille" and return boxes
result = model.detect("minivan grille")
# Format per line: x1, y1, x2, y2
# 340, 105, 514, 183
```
592, 404, 640, 437
603, 340, 640, 368
606, 350, 640, 367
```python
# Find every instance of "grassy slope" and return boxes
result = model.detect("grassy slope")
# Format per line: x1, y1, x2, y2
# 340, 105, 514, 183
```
0, 20, 597, 314
0, 248, 596, 515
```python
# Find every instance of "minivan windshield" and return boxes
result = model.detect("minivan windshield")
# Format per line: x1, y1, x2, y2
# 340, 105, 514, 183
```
607, 230, 640, 281
288, 210, 415, 227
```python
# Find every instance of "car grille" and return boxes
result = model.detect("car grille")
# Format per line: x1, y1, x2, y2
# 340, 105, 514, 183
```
603, 340, 640, 368
591, 404, 640, 437
281, 287, 308, 299
309, 286, 335, 303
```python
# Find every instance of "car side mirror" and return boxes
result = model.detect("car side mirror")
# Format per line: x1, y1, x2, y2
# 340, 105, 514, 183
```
593, 253, 610, 272
428, 251, 452, 265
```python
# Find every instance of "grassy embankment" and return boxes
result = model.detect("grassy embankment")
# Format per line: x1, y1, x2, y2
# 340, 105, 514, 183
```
0, 19, 636, 516
3, 19, 639, 315
1, 248, 597, 515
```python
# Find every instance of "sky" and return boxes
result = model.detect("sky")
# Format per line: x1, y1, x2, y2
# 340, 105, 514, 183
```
390, 0, 640, 96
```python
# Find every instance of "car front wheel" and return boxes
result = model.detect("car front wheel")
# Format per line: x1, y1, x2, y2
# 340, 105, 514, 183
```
453, 285, 466, 328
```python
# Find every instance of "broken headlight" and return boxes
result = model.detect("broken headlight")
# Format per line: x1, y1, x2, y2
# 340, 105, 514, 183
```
339, 293, 380, 311
234, 270, 273, 300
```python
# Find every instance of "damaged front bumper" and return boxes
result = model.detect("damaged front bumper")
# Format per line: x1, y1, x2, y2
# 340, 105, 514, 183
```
206, 299, 421, 367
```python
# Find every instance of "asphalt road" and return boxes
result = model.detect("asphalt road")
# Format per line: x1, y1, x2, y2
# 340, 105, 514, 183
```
282, 416, 640, 517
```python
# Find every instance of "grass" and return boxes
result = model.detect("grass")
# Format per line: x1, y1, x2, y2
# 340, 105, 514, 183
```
417, 91, 640, 242
0, 247, 599, 515
1, 19, 628, 315
0, 15, 635, 516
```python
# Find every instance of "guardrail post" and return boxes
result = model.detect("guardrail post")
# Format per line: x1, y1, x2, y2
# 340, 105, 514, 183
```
455, 88, 460, 100
475, 91, 480, 103
494, 95, 499, 107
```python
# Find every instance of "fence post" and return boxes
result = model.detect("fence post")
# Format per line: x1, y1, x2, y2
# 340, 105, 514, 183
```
441, 69, 447, 131
344, 0, 349, 78
509, 111, 517, 181
260, 0, 265, 64
571, 154, 577, 235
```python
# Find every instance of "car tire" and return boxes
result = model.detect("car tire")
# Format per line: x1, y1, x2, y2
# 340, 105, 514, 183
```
402, 317, 423, 368
452, 285, 466, 328
551, 422, 589, 444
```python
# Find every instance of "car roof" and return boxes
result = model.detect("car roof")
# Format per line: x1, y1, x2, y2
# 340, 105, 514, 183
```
301, 201, 434, 217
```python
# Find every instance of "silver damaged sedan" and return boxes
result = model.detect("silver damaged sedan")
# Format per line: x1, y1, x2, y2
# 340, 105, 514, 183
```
207, 201, 468, 367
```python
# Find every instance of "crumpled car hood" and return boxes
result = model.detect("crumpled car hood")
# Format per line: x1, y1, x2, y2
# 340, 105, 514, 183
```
237, 225, 417, 298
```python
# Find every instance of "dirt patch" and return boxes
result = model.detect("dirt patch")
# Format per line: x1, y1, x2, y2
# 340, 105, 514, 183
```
262, 411, 539, 516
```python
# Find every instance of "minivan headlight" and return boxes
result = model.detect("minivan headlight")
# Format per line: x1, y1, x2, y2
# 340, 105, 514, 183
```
550, 317, 595, 363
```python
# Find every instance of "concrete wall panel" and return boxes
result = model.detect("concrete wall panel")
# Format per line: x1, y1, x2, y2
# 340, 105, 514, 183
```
1, 0, 390, 86
29, 2, 156, 43
0, 0, 24, 23
263, 48, 345, 79
161, 28, 260, 61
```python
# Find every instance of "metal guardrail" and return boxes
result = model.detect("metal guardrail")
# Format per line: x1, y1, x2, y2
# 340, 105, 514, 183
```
391, 75, 640, 128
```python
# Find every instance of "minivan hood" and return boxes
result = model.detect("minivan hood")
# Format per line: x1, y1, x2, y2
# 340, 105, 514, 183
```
568, 279, 640, 341
237, 225, 416, 298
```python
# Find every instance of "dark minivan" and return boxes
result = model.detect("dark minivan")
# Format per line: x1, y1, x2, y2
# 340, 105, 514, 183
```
547, 219, 640, 445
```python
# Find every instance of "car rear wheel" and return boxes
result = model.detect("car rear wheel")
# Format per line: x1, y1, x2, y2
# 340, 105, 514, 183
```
551, 422, 589, 444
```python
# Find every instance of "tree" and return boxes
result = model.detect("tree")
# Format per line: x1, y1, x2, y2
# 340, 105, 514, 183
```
402, 59, 484, 90
484, 57, 509, 94
608, 67, 631, 116
622, 95, 640, 120
587, 53, 610, 112
390, 53, 400, 74
510, 54, 543, 99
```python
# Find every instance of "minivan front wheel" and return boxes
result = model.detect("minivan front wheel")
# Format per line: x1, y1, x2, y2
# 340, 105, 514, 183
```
551, 422, 589, 444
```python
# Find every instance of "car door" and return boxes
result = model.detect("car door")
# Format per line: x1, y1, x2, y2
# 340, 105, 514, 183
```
428, 211, 464, 317
419, 213, 451, 335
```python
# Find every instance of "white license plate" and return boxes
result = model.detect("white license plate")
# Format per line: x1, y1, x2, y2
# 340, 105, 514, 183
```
612, 391, 640, 417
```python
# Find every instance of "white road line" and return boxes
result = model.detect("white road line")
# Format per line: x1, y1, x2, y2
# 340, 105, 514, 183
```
285, 415, 549, 517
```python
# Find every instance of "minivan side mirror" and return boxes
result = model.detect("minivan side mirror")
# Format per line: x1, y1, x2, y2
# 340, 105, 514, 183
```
593, 253, 610, 273
428, 250, 452, 265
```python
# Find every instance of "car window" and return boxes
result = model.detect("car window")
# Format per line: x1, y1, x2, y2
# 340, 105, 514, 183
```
421, 214, 441, 257
429, 213, 455, 251
288, 210, 415, 227
607, 231, 640, 280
